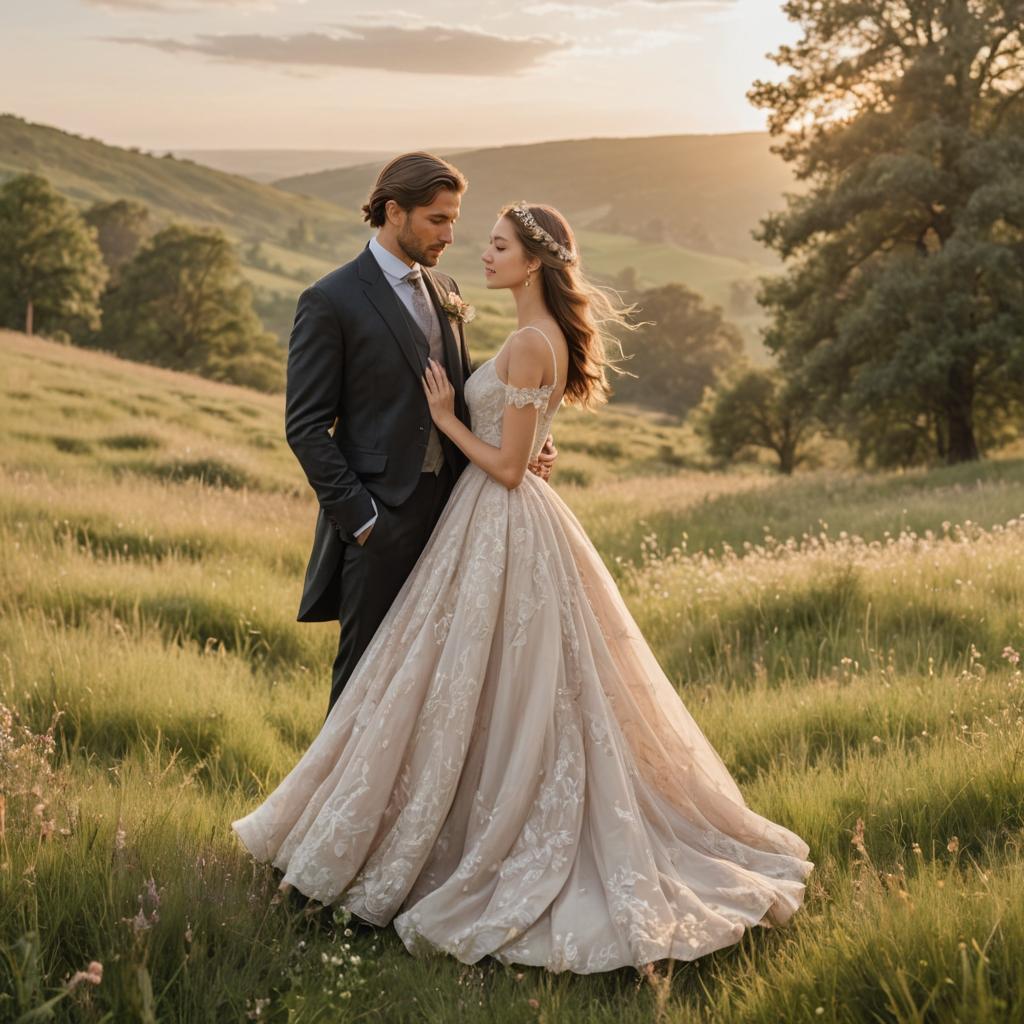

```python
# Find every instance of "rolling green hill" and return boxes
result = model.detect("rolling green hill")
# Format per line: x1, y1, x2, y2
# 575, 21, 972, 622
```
276, 132, 795, 356
277, 132, 798, 265
0, 116, 786, 357
0, 113, 365, 247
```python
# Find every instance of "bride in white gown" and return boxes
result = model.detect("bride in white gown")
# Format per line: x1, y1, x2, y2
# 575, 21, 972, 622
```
232, 201, 813, 974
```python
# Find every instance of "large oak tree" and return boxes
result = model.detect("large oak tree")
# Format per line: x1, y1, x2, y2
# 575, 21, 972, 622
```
750, 1, 1024, 465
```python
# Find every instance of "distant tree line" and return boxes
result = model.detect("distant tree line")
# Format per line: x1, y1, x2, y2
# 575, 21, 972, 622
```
0, 173, 283, 392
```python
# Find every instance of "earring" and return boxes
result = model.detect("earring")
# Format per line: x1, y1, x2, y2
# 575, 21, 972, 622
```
525, 268, 533, 288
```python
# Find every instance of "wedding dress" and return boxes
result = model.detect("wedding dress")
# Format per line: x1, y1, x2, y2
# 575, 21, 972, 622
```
232, 328, 813, 974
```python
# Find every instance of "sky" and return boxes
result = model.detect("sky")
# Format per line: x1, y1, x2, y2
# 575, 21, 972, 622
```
1, 0, 800, 152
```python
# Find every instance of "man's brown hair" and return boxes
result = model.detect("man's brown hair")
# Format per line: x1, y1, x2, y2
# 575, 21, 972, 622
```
362, 152, 468, 227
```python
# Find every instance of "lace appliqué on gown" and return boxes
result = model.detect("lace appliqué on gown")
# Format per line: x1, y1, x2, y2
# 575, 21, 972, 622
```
503, 381, 556, 411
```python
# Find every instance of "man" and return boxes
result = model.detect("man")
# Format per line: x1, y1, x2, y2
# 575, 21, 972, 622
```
285, 152, 557, 717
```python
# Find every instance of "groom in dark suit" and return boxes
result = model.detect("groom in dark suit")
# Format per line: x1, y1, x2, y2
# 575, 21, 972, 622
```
285, 152, 555, 717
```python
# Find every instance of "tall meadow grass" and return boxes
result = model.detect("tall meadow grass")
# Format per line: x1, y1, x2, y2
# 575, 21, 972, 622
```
2, 331, 1023, 1022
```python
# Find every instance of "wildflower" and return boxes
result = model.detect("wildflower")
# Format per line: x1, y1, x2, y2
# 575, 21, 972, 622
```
947, 836, 959, 854
124, 877, 161, 936
246, 996, 270, 1019
850, 818, 868, 858
528, 998, 540, 1009
67, 961, 103, 990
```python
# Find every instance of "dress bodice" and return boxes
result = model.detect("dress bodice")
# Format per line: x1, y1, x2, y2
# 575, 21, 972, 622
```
464, 345, 561, 461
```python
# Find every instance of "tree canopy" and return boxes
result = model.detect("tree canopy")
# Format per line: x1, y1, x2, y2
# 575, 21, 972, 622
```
613, 283, 743, 417
0, 173, 107, 339
700, 365, 816, 475
97, 225, 284, 392
84, 199, 152, 286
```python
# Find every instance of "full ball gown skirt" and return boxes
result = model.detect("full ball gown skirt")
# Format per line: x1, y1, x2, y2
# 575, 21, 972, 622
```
232, 355, 814, 974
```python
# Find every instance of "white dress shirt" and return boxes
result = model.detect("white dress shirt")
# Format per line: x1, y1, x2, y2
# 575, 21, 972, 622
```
369, 235, 433, 324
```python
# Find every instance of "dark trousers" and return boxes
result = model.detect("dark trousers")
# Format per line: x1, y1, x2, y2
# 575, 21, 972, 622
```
325, 465, 454, 718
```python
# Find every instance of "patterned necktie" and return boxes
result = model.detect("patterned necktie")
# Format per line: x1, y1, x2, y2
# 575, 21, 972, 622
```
403, 270, 433, 339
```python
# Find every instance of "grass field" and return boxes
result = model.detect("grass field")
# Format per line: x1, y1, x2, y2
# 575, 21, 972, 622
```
2, 330, 1023, 1023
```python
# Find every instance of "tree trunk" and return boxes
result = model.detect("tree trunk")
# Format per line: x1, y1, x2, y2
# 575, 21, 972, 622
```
931, 410, 948, 462
777, 438, 797, 475
24, 298, 33, 337
945, 361, 980, 464
946, 407, 979, 463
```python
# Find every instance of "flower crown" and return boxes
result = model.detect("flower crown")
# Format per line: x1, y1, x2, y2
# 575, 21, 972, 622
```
507, 202, 577, 265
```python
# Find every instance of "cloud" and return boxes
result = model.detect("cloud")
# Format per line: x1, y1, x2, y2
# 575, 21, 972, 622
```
520, 3, 618, 16
571, 25, 696, 57
85, 0, 298, 10
552, 0, 738, 6
528, 0, 737, 5
105, 24, 568, 76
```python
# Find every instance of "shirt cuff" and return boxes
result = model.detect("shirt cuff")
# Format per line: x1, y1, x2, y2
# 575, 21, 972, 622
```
354, 498, 378, 538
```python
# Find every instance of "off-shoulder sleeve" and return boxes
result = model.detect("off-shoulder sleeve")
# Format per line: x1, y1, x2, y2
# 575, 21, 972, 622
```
502, 383, 553, 410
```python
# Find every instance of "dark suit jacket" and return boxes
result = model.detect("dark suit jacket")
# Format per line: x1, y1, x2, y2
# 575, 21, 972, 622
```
285, 244, 473, 622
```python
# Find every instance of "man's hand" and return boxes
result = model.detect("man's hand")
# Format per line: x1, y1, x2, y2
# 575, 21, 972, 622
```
356, 523, 373, 546
527, 434, 557, 481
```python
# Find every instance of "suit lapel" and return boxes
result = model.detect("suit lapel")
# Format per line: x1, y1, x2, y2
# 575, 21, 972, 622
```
357, 247, 428, 379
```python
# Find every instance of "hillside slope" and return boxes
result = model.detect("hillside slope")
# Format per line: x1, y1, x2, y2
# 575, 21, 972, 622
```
0, 114, 363, 245
172, 148, 395, 182
0, 116, 787, 355
0, 328, 699, 493
278, 133, 798, 264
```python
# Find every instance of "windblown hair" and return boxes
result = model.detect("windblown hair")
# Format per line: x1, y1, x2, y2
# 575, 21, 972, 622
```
499, 202, 635, 410
363, 153, 468, 227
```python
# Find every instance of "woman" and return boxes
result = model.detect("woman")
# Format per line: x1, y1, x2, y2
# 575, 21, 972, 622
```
232, 202, 813, 974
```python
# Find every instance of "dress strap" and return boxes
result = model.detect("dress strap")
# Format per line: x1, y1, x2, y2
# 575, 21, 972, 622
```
514, 325, 558, 389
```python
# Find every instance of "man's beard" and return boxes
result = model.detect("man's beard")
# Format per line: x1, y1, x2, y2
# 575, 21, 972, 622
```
397, 222, 442, 267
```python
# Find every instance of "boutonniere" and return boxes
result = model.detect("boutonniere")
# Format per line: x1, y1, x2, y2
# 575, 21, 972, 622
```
440, 291, 476, 326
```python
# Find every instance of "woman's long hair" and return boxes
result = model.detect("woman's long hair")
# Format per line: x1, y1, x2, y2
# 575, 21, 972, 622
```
499, 202, 636, 410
